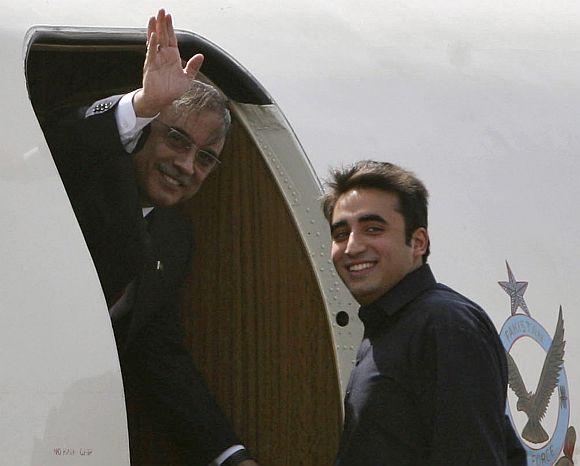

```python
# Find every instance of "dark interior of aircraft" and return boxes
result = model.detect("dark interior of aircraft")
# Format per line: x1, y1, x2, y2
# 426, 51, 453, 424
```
26, 29, 341, 466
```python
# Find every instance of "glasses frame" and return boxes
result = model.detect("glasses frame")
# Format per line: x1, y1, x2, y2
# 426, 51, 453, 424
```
152, 119, 222, 172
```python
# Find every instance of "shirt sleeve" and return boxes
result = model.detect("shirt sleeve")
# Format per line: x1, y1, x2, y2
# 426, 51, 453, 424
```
211, 445, 245, 465
422, 312, 511, 465
115, 89, 157, 153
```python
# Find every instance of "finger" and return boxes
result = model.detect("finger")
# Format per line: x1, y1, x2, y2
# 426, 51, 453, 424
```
157, 8, 168, 48
147, 16, 155, 45
184, 54, 204, 78
145, 32, 158, 66
167, 13, 177, 48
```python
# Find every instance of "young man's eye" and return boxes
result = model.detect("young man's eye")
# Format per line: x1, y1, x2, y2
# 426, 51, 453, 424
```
332, 231, 349, 242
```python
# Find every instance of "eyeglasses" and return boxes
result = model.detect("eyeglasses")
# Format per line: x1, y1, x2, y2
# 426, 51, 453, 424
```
153, 120, 222, 172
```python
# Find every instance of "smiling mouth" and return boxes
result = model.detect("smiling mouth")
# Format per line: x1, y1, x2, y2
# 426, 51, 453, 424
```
348, 262, 375, 272
156, 163, 191, 188
162, 172, 182, 187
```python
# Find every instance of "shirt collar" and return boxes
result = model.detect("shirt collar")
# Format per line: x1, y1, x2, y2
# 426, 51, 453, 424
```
142, 207, 154, 218
358, 263, 436, 331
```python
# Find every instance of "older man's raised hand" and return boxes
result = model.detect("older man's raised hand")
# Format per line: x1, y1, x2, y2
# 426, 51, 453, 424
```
133, 9, 204, 117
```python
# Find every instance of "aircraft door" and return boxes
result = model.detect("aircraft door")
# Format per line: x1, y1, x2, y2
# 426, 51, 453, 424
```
25, 28, 342, 466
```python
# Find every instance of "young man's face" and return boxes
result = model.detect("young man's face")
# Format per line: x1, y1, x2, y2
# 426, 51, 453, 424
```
133, 109, 226, 207
330, 188, 427, 305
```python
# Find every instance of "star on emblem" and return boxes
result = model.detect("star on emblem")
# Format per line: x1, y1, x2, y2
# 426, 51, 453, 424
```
499, 261, 530, 316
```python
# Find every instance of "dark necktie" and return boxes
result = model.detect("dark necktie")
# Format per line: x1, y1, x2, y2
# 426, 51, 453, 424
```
108, 209, 153, 321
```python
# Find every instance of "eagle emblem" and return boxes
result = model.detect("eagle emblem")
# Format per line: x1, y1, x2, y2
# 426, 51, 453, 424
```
499, 262, 574, 465
506, 307, 565, 443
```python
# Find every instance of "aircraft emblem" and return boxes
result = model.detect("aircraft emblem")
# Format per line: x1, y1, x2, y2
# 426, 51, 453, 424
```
498, 262, 574, 466
506, 307, 565, 443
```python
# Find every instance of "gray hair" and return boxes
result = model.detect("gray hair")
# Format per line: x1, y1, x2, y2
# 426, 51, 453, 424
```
170, 80, 231, 135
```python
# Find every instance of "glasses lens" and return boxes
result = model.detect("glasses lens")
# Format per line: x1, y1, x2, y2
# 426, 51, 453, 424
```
157, 121, 220, 171
196, 150, 219, 169
165, 128, 191, 152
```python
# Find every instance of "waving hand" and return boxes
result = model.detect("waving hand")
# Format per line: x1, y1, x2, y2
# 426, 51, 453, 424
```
133, 9, 204, 117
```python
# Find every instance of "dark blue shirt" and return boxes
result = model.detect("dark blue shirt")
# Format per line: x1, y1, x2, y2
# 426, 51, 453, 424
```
335, 264, 526, 465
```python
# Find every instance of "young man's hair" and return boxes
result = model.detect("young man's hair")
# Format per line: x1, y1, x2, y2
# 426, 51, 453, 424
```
322, 160, 430, 262
169, 80, 231, 136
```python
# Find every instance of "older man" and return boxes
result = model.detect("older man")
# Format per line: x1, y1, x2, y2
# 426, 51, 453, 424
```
322, 160, 526, 465
45, 9, 257, 466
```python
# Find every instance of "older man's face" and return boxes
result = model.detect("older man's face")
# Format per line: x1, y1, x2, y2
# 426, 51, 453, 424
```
134, 109, 225, 207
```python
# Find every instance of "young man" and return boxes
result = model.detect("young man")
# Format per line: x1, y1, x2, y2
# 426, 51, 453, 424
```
45, 9, 257, 466
322, 160, 526, 465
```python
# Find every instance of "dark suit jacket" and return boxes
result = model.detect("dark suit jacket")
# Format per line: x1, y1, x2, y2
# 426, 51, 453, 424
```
43, 95, 239, 465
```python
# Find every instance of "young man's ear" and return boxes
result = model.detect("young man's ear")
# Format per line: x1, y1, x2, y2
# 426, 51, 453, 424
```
411, 227, 429, 259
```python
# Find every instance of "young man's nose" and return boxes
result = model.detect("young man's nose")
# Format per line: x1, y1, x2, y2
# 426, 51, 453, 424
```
345, 232, 366, 256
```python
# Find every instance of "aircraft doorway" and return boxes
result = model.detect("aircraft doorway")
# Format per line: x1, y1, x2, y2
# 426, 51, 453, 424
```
25, 28, 342, 465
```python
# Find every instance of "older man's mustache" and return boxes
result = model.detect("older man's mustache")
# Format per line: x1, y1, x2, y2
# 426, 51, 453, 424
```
156, 162, 193, 187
